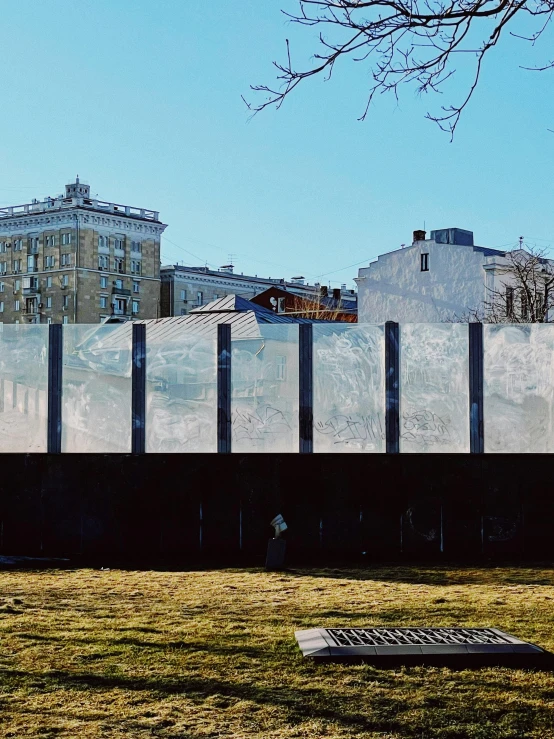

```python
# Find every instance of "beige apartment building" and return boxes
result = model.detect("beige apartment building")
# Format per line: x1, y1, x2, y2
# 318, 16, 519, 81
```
0, 178, 166, 324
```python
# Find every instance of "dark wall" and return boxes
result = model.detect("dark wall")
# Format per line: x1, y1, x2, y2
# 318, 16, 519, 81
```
0, 454, 551, 563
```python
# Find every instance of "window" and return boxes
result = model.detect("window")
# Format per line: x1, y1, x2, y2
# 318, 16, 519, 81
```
277, 297, 286, 314
100, 296, 108, 309
0, 262, 6, 275
132, 300, 139, 315
29, 237, 39, 253
115, 278, 123, 290
47, 317, 52, 325
14, 280, 20, 292
61, 253, 71, 266
114, 297, 126, 315
46, 297, 52, 309
521, 290, 529, 320
13, 260, 21, 273
14, 299, 20, 311
133, 281, 140, 293
421, 253, 429, 272
276, 356, 287, 381
63, 295, 69, 309
131, 241, 141, 253
62, 316, 69, 324
46, 276, 52, 288
0, 302, 3, 313
114, 257, 124, 273
197, 291, 203, 305
100, 275, 108, 288
0, 282, 3, 293
180, 308, 187, 316
0, 242, 5, 253
98, 255, 109, 270
180, 289, 186, 301
45, 255, 55, 268
46, 235, 56, 247
115, 237, 125, 250
61, 274, 69, 287
61, 233, 72, 245
27, 255, 37, 272
130, 259, 141, 275
506, 287, 514, 317
13, 239, 22, 251
22, 277, 37, 290
98, 235, 108, 249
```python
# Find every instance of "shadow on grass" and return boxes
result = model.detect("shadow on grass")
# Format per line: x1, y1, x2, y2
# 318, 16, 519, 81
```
2, 660, 553, 738
284, 564, 554, 587
0, 666, 410, 735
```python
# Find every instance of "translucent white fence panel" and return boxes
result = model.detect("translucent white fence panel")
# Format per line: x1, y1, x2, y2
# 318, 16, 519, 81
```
62, 324, 132, 453
0, 325, 49, 452
231, 324, 299, 453
146, 325, 217, 452
313, 324, 385, 452
400, 324, 469, 453
484, 324, 554, 453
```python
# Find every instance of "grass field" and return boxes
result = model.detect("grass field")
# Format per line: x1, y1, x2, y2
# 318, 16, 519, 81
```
1, 565, 554, 738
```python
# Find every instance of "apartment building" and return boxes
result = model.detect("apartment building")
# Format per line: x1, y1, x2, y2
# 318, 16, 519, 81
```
0, 178, 166, 324
355, 228, 508, 322
161, 263, 356, 317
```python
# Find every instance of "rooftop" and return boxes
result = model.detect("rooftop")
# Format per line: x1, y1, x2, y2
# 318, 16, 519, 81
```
0, 177, 161, 223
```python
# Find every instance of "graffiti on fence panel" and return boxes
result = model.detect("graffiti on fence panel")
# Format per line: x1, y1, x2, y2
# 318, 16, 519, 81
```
401, 409, 451, 448
315, 413, 385, 448
313, 326, 385, 452
232, 405, 292, 442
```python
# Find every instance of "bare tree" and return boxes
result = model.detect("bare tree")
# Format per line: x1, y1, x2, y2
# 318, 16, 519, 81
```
247, 0, 554, 136
454, 245, 554, 323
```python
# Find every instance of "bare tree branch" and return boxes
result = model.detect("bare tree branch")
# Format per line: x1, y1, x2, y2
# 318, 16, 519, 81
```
248, 0, 554, 136
452, 245, 554, 323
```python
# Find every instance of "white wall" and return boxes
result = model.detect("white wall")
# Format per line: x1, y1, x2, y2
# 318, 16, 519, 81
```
356, 240, 490, 323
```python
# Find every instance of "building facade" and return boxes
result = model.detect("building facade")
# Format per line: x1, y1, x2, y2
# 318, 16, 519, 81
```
355, 228, 508, 323
251, 285, 357, 321
161, 264, 357, 317
0, 178, 166, 324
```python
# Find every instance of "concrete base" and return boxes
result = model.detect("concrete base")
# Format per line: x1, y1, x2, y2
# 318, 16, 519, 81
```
265, 538, 286, 570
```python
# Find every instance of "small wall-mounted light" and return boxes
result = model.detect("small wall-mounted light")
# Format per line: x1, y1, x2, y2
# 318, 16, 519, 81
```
270, 514, 287, 538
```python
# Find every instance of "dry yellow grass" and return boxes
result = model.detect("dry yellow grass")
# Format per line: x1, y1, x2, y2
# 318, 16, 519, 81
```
1, 565, 554, 738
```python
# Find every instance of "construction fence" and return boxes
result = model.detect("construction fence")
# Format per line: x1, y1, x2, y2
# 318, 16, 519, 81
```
0, 321, 552, 454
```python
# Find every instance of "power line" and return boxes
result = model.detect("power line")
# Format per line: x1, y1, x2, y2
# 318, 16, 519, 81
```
317, 258, 371, 278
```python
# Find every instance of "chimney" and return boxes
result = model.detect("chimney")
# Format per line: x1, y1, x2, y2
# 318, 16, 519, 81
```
413, 229, 426, 242
332, 288, 341, 301
320, 285, 328, 297
219, 264, 234, 274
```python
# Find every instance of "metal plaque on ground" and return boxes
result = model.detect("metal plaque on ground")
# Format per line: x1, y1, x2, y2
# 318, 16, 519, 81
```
295, 627, 547, 664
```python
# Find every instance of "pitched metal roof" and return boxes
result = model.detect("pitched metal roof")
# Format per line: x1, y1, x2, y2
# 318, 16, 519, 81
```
74, 294, 325, 354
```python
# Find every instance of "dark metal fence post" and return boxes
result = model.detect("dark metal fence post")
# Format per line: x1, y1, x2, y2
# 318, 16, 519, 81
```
47, 323, 63, 454
132, 323, 146, 454
385, 321, 400, 453
469, 322, 484, 453
299, 323, 313, 454
217, 323, 231, 453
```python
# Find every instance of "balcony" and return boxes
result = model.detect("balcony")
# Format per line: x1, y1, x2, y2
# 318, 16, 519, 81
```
111, 287, 131, 297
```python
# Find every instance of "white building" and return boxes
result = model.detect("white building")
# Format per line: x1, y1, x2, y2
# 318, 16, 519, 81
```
355, 228, 509, 323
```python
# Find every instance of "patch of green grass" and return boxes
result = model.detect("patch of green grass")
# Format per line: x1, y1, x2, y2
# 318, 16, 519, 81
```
0, 565, 553, 737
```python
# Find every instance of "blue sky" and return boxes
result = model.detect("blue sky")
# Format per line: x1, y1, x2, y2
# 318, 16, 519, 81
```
1, 1, 553, 288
